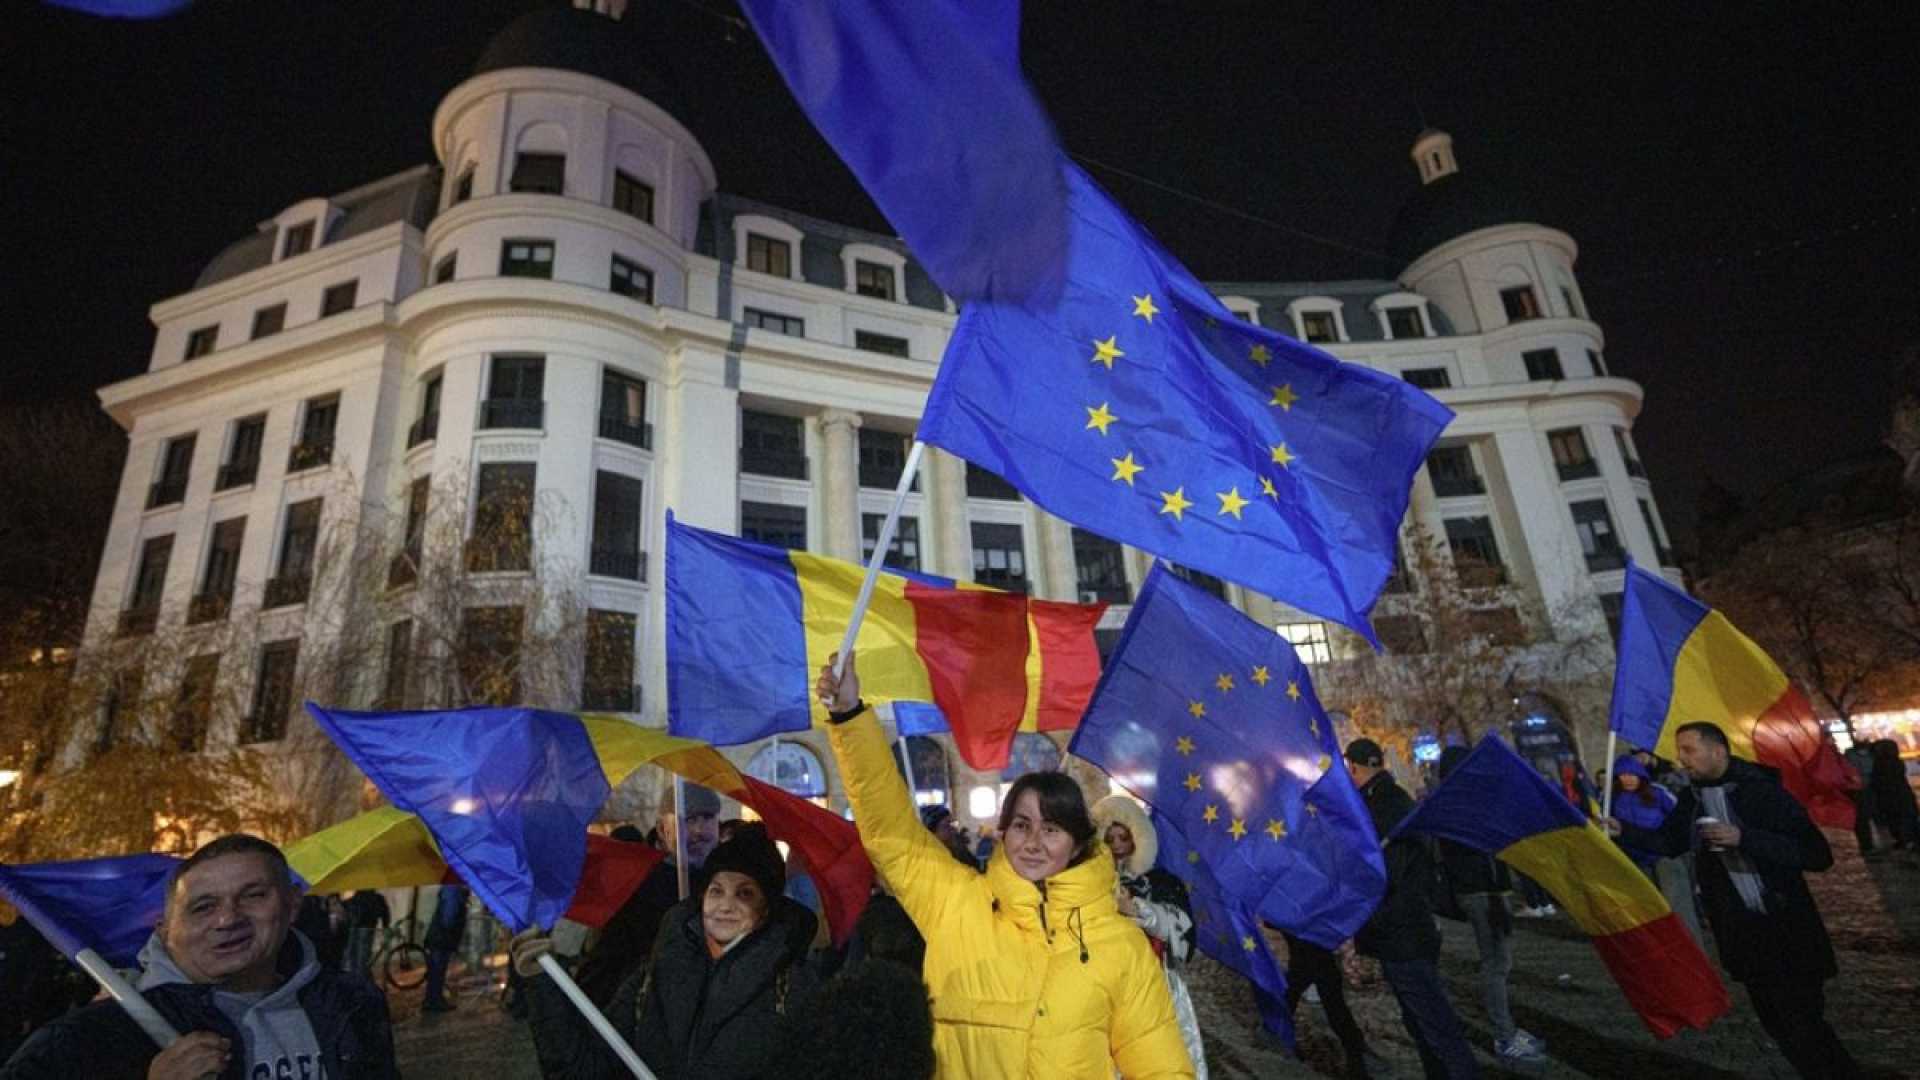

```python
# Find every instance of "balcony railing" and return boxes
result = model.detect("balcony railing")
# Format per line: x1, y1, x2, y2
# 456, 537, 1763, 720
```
590, 548, 647, 582
146, 478, 187, 509
740, 447, 809, 480
480, 399, 545, 430
1431, 473, 1487, 498
1555, 459, 1601, 482
598, 413, 653, 450
216, 460, 258, 490
262, 573, 311, 608
1585, 548, 1628, 573
406, 413, 439, 448
287, 440, 333, 472
117, 607, 159, 638
187, 591, 231, 625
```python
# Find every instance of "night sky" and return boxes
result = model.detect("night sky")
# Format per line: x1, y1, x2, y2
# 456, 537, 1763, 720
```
10, 2, 1916, 546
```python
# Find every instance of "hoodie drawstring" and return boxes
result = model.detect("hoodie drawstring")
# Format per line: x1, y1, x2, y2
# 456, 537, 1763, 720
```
1069, 906, 1088, 964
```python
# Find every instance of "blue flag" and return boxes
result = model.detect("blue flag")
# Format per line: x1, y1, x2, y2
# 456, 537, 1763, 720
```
0, 854, 178, 965
306, 705, 610, 932
1070, 565, 1384, 948
1151, 811, 1295, 1045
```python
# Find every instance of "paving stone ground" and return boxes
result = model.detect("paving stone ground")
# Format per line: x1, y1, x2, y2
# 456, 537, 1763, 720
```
393, 836, 1920, 1078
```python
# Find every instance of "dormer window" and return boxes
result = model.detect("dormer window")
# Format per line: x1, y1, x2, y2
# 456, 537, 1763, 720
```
747, 233, 792, 278
854, 260, 896, 301
613, 171, 653, 224
1300, 312, 1338, 344
1286, 297, 1347, 345
1384, 307, 1425, 339
510, 153, 565, 195
1500, 285, 1542, 322
281, 222, 314, 259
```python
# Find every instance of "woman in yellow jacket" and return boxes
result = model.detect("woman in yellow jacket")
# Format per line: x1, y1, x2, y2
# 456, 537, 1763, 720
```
817, 653, 1195, 1080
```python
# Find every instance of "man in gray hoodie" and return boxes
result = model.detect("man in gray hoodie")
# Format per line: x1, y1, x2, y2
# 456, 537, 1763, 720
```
2, 834, 397, 1080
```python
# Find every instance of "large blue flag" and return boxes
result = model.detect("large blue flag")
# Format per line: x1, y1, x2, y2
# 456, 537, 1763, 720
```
0, 854, 178, 965
1070, 565, 1384, 949
306, 706, 610, 932
1152, 810, 1295, 1045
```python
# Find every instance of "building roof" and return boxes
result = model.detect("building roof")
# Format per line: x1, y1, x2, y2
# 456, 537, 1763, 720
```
696, 193, 951, 313
1203, 278, 1459, 340
193, 166, 442, 290
471, 5, 683, 112
1385, 168, 1556, 271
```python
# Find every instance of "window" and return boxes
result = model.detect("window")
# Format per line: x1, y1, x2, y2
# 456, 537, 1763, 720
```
1299, 311, 1339, 344
1278, 621, 1332, 665
389, 477, 429, 588
96, 667, 145, 756
172, 654, 218, 752
1375, 614, 1427, 655
1384, 306, 1425, 339
251, 303, 286, 339
740, 410, 806, 479
591, 471, 645, 581
1560, 285, 1582, 319
854, 330, 911, 358
1588, 349, 1609, 377
857, 427, 912, 489
610, 255, 653, 302
1639, 499, 1673, 565
120, 535, 172, 636
409, 371, 442, 448
1072, 528, 1129, 605
510, 152, 564, 195
289, 394, 337, 471
1169, 563, 1227, 600
192, 517, 245, 623
452, 168, 474, 206
971, 522, 1028, 593
746, 233, 792, 278
281, 222, 314, 258
1444, 517, 1505, 586
740, 501, 806, 550
184, 325, 219, 361
854, 260, 896, 300
500, 239, 555, 279
1426, 444, 1484, 497
743, 307, 804, 337
482, 354, 545, 429
1522, 349, 1564, 381
1500, 285, 1541, 322
751, 741, 831, 801
218, 415, 265, 490
1614, 429, 1645, 478
966, 463, 1020, 501
149, 434, 195, 509
599, 370, 649, 448
1548, 428, 1599, 481
460, 607, 524, 706
245, 641, 299, 743
1570, 499, 1625, 571
1600, 593, 1624, 646
381, 620, 414, 709
468, 463, 536, 572
1403, 367, 1451, 390
266, 498, 321, 607
612, 171, 654, 223
320, 280, 358, 318
433, 254, 457, 285
583, 610, 638, 711
862, 514, 921, 572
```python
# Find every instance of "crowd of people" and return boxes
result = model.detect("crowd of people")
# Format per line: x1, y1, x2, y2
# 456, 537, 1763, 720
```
0, 652, 1905, 1077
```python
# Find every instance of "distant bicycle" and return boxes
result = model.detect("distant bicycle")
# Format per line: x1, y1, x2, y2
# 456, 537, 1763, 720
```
374, 917, 429, 992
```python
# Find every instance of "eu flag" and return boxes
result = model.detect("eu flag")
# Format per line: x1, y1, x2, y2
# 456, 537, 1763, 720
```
1152, 810, 1296, 1045
1070, 565, 1384, 950
0, 854, 179, 966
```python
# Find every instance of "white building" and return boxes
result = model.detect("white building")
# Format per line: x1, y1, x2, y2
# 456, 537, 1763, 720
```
78, 6, 1680, 821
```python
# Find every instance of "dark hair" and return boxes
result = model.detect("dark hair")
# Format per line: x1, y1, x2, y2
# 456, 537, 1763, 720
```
166, 834, 295, 916
1675, 721, 1730, 749
773, 960, 935, 1080
997, 772, 1096, 867
1611, 771, 1658, 807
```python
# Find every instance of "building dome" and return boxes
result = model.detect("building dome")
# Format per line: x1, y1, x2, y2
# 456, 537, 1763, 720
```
472, 5, 682, 110
1385, 132, 1553, 270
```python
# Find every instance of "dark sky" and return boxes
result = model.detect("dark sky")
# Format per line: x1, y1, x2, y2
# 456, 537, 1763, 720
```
10, 2, 1916, 546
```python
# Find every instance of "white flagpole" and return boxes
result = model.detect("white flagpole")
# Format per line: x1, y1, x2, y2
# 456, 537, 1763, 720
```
830, 440, 927, 681
73, 948, 178, 1049
537, 953, 658, 1079
897, 732, 921, 804
672, 774, 689, 901
1601, 730, 1618, 820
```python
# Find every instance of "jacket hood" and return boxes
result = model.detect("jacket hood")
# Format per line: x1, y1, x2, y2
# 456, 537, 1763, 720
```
1089, 795, 1157, 879
137, 927, 320, 1002
1613, 755, 1652, 782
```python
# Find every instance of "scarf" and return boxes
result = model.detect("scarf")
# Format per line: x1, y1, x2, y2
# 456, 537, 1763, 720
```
1697, 785, 1767, 914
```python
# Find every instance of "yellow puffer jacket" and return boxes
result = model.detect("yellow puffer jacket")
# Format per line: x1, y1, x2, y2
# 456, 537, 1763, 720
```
829, 709, 1194, 1080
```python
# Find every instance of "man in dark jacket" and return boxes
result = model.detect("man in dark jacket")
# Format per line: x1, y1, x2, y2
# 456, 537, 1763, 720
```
1346, 739, 1480, 1079
573, 785, 723, 1005
1, 834, 396, 1080
1609, 722, 1860, 1080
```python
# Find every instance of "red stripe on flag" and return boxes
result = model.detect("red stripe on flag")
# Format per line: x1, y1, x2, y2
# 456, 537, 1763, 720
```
1590, 912, 1730, 1038
563, 833, 665, 930
1752, 685, 1861, 829
739, 775, 875, 946
904, 583, 1032, 769
1031, 598, 1107, 732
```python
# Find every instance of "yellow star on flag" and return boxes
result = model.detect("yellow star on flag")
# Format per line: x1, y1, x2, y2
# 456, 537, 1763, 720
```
1266, 818, 1287, 841
1260, 476, 1279, 500
1310, 717, 1320, 738
1175, 735, 1196, 756
1249, 343, 1271, 366
1214, 673, 1234, 693
1216, 487, 1249, 519
1187, 700, 1207, 719
1241, 935, 1257, 953
1228, 818, 1248, 841
1131, 294, 1159, 324
1305, 803, 1320, 818
1091, 335, 1124, 369
1250, 665, 1271, 686
1317, 754, 1332, 772
1110, 452, 1144, 486
1286, 680, 1302, 702
1183, 772, 1201, 792
1202, 804, 1219, 825
1085, 402, 1117, 435
1270, 443, 1296, 468
1186, 850, 1200, 864
1269, 383, 1299, 410
1158, 486, 1193, 520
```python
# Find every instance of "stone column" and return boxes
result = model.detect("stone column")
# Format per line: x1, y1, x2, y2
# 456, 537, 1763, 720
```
924, 446, 973, 581
1034, 510, 1079, 602
817, 408, 863, 562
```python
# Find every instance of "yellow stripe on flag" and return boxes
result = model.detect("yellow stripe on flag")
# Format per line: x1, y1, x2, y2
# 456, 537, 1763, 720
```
285, 806, 447, 894
580, 714, 710, 789
1658, 610, 1790, 762
1499, 823, 1671, 936
791, 552, 935, 725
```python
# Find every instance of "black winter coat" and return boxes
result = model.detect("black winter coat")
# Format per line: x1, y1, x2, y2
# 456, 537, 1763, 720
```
0, 938, 396, 1080
1617, 757, 1837, 982
1353, 772, 1441, 962
528, 894, 818, 1080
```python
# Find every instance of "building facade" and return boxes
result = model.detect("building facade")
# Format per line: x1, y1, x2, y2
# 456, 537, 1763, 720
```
78, 6, 1681, 826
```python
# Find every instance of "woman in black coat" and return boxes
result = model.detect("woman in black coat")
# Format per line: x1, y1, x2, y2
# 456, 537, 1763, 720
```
517, 824, 818, 1079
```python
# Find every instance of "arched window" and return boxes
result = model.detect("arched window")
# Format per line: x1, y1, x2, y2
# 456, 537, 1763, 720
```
747, 740, 828, 803
892, 734, 951, 806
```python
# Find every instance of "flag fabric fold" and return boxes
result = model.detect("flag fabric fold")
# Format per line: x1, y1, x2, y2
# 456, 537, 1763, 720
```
665, 513, 1105, 768
1070, 565, 1384, 951
1151, 810, 1294, 1046
0, 854, 179, 966
1391, 734, 1730, 1038
1609, 562, 1858, 827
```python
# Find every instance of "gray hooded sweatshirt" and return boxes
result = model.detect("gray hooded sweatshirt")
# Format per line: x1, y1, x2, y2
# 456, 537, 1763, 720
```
137, 930, 326, 1080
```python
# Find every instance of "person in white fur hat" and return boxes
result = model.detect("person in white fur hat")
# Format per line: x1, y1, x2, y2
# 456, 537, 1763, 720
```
1091, 795, 1207, 1080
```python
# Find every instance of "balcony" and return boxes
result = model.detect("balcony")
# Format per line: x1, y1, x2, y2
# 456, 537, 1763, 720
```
186, 592, 231, 625
262, 574, 311, 609
590, 548, 647, 582
116, 607, 159, 638
406, 413, 439, 449
1430, 472, 1487, 498
146, 478, 187, 509
1585, 548, 1628, 573
287, 440, 333, 472
215, 460, 258, 491
1555, 459, 1601, 482
598, 413, 652, 450
480, 399, 545, 431
740, 447, 809, 480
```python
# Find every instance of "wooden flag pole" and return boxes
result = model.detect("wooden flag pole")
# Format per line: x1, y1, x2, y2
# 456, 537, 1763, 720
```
538, 953, 658, 1079
1601, 730, 1618, 821
830, 440, 926, 682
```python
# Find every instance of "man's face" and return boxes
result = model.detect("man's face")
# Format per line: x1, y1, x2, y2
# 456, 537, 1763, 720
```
1345, 759, 1377, 787
682, 812, 720, 867
1674, 730, 1729, 782
161, 853, 297, 992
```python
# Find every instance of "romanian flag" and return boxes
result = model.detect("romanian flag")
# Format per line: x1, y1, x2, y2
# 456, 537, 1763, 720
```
1393, 735, 1729, 1038
1609, 562, 1859, 827
665, 513, 1106, 769
305, 706, 875, 944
